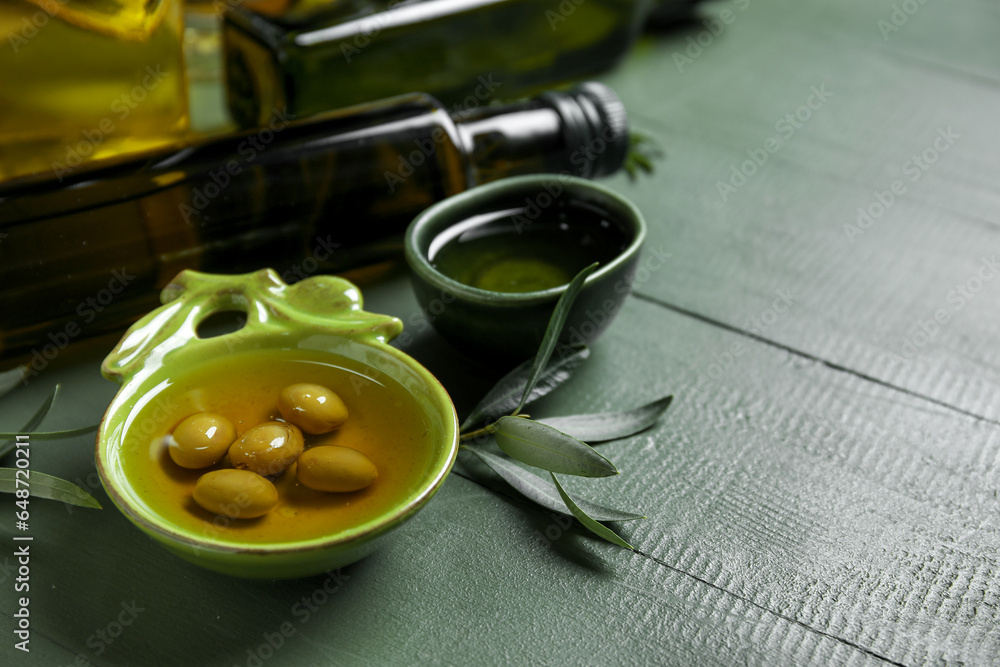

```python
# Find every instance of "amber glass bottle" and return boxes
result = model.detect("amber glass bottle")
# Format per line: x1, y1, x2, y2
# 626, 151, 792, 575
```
0, 82, 628, 358
222, 0, 657, 127
0, 0, 189, 181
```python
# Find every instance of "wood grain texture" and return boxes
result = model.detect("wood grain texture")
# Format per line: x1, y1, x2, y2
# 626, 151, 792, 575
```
2, 287, 997, 665
598, 0, 1000, 426
522, 299, 1000, 666
2, 0, 999, 665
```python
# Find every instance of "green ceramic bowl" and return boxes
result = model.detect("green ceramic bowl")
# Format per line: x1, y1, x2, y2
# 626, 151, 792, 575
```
96, 269, 458, 579
404, 175, 647, 360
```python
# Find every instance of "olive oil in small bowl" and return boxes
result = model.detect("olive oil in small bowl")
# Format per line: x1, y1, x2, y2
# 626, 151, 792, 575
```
405, 175, 646, 359
429, 199, 631, 294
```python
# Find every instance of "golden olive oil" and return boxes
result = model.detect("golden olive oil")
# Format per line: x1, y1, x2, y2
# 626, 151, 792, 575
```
430, 200, 629, 293
120, 348, 435, 545
0, 0, 189, 181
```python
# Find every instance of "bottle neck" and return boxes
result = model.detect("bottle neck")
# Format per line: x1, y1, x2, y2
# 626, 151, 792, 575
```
454, 82, 629, 185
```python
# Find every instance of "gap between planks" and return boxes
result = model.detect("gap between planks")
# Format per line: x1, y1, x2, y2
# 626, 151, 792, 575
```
633, 291, 1000, 429
447, 288, 995, 666
447, 464, 909, 667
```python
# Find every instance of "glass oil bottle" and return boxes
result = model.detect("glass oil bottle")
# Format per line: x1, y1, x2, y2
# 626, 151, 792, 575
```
222, 0, 654, 127
0, 82, 629, 358
0, 0, 189, 181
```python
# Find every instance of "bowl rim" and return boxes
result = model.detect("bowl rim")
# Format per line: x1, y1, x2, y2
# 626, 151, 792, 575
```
95, 335, 460, 558
404, 174, 647, 305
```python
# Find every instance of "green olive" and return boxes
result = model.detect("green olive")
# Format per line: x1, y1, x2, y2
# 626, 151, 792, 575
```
278, 383, 348, 434
296, 446, 378, 493
167, 412, 236, 469
228, 421, 304, 476
192, 469, 277, 519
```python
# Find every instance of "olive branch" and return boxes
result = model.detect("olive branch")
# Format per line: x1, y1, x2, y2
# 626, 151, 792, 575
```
457, 264, 672, 549
0, 375, 102, 509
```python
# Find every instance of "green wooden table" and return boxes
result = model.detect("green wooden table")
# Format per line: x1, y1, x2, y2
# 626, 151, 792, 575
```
3, 0, 999, 664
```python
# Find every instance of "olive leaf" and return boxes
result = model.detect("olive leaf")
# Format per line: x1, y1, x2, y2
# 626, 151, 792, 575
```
0, 384, 60, 460
0, 365, 26, 399
538, 395, 673, 443
493, 416, 617, 477
460, 345, 589, 432
514, 263, 598, 417
0, 469, 102, 509
0, 384, 103, 510
456, 260, 659, 552
551, 473, 633, 550
623, 130, 664, 181
462, 447, 643, 522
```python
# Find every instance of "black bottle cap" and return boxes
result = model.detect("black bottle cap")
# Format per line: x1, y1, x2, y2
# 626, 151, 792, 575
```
540, 82, 630, 179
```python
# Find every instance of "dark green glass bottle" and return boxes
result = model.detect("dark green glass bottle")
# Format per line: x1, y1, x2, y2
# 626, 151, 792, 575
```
223, 0, 667, 127
0, 82, 628, 359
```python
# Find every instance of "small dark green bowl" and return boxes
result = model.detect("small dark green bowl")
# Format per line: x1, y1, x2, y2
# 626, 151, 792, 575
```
404, 175, 647, 360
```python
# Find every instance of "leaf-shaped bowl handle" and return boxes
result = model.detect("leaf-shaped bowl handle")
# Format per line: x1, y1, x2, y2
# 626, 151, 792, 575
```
101, 268, 403, 383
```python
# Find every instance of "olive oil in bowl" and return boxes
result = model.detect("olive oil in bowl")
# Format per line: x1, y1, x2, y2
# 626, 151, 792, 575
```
120, 348, 437, 546
429, 200, 630, 294
405, 175, 647, 359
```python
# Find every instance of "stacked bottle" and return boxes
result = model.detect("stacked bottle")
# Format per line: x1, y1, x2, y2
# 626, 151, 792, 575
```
0, 83, 629, 357
223, 0, 665, 127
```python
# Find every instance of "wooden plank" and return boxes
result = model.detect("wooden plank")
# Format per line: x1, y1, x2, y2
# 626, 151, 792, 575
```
0, 474, 888, 667
593, 0, 1000, 425
2, 282, 996, 665
518, 297, 1000, 666
2, 1, 998, 664
762, 0, 1000, 83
